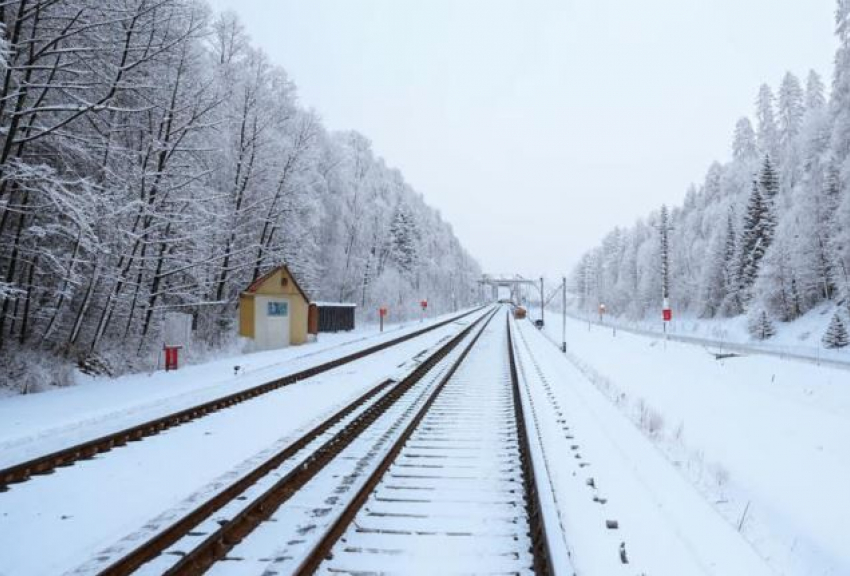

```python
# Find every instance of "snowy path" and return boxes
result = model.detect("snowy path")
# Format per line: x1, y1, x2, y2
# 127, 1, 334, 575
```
0, 314, 483, 576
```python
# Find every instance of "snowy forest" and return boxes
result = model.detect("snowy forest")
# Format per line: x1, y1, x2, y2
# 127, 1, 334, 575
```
572, 1, 850, 345
0, 0, 480, 386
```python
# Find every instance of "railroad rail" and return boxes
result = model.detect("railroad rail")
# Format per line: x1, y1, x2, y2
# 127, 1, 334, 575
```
83, 307, 497, 575
0, 307, 484, 490
292, 311, 554, 575
100, 306, 556, 575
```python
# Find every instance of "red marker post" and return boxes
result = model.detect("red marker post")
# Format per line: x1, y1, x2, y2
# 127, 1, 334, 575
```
662, 298, 672, 337
379, 306, 388, 332
420, 299, 428, 322
163, 344, 182, 371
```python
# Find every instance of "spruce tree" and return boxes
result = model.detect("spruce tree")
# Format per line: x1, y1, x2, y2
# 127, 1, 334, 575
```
748, 309, 777, 340
778, 72, 805, 145
759, 155, 780, 202
389, 205, 419, 276
805, 70, 826, 112
732, 117, 758, 161
736, 181, 774, 304
755, 84, 780, 159
822, 312, 849, 349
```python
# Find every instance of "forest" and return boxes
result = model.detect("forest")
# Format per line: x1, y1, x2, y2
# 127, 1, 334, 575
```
572, 1, 850, 345
0, 0, 480, 389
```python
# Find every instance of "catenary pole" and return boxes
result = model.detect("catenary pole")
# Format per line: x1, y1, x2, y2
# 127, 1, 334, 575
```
561, 276, 567, 353
539, 277, 545, 325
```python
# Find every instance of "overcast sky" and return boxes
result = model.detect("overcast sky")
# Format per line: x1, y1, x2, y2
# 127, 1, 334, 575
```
206, 0, 836, 278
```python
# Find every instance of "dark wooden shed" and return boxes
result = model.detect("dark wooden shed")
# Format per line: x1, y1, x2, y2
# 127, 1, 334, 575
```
313, 302, 356, 332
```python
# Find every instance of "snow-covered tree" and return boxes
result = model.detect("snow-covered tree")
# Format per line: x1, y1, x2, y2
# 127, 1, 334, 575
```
748, 309, 777, 340
735, 181, 775, 304
570, 1, 850, 338
822, 311, 850, 348
806, 70, 827, 112
733, 117, 759, 161
779, 72, 805, 147
0, 2, 482, 381
756, 84, 780, 159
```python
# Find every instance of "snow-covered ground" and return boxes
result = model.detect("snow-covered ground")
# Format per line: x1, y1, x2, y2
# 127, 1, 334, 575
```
0, 310, 485, 576
513, 316, 772, 575
2, 304, 843, 575
566, 302, 850, 368
0, 310, 475, 470
534, 311, 849, 575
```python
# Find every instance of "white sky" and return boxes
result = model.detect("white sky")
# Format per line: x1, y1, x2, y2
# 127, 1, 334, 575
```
206, 0, 837, 278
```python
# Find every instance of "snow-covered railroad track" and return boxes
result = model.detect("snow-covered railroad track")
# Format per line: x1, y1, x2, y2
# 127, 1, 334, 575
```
143, 309, 551, 576
0, 308, 483, 490
75, 308, 498, 576
294, 311, 555, 576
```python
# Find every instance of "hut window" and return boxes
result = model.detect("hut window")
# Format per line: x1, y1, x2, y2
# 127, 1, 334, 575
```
281, 277, 289, 287
268, 302, 288, 316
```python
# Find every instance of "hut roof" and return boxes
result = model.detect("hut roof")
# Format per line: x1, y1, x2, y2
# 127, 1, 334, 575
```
245, 264, 310, 302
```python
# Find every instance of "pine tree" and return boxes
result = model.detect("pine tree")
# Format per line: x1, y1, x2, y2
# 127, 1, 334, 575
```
778, 72, 805, 146
756, 84, 780, 159
389, 205, 419, 277
758, 155, 780, 202
805, 70, 826, 112
736, 182, 775, 304
732, 117, 759, 161
659, 204, 671, 303
748, 309, 777, 340
822, 311, 849, 348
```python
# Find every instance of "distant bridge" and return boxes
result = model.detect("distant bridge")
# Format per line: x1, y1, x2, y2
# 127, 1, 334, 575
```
478, 274, 538, 304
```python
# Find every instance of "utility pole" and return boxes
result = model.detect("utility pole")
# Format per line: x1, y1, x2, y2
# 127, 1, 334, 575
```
561, 276, 567, 353
655, 204, 674, 337
584, 259, 592, 331
539, 277, 545, 325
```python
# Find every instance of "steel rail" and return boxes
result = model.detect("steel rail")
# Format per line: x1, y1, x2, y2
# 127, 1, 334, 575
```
106, 307, 498, 576
292, 308, 554, 575
507, 313, 556, 575
0, 307, 484, 489
95, 379, 394, 575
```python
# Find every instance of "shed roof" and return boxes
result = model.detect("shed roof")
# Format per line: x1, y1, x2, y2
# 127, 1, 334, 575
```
244, 264, 310, 302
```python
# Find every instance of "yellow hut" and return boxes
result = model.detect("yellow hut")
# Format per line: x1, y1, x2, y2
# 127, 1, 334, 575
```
238, 265, 310, 350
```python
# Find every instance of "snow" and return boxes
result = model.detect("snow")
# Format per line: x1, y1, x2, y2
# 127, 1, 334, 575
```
536, 311, 850, 575
316, 312, 534, 574
513, 316, 772, 575
0, 311, 485, 576
0, 310, 473, 470
199, 310, 491, 575
571, 303, 850, 365
565, 303, 850, 369
2, 304, 844, 575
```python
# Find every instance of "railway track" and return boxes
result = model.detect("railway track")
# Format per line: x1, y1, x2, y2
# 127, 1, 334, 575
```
0, 307, 483, 490
85, 306, 557, 576
293, 311, 554, 575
